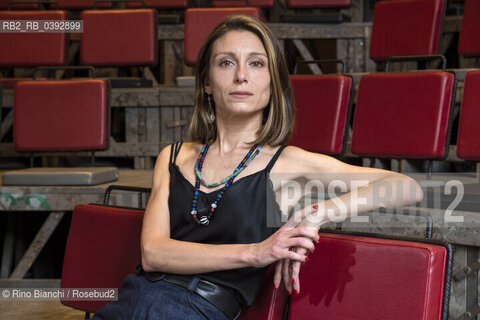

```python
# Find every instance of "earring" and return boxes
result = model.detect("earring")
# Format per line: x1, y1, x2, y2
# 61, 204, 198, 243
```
207, 95, 216, 122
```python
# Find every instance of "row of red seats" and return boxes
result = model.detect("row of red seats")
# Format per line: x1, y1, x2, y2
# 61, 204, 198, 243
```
0, 0, 352, 10
4, 68, 478, 184
290, 69, 480, 162
61, 202, 452, 320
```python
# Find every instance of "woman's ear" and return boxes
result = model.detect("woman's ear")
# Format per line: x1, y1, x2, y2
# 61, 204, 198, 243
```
204, 84, 212, 94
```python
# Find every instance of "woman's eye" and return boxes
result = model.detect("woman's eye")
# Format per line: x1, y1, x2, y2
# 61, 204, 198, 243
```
219, 60, 234, 67
250, 60, 265, 68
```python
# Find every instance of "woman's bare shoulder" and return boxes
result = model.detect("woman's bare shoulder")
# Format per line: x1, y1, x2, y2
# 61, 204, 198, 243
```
270, 145, 346, 174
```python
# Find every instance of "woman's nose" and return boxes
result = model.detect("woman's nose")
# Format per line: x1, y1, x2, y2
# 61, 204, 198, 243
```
234, 65, 248, 83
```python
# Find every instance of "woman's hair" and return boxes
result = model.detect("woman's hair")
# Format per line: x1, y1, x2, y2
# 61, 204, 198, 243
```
189, 14, 295, 146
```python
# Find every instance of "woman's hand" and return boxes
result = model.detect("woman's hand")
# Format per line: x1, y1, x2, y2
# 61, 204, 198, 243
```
271, 205, 322, 293
250, 226, 318, 269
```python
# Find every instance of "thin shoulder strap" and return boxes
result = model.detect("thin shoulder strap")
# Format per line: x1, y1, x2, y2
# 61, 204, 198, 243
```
266, 146, 287, 173
169, 141, 183, 165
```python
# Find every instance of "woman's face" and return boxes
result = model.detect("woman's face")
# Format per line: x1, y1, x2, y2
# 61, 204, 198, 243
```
205, 30, 271, 119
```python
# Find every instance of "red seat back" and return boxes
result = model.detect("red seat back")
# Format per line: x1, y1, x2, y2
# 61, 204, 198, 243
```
370, 0, 445, 61
289, 75, 352, 155
184, 7, 261, 65
211, 0, 274, 8
0, 0, 39, 9
289, 232, 450, 320
61, 204, 144, 313
238, 265, 289, 320
351, 72, 454, 159
14, 80, 109, 152
458, 0, 480, 57
0, 11, 67, 67
80, 9, 157, 66
457, 70, 480, 160
287, 0, 351, 8
126, 0, 187, 8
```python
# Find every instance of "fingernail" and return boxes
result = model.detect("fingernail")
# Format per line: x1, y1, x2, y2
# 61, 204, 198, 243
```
305, 257, 309, 262
294, 289, 299, 295
318, 237, 322, 243
312, 205, 318, 210
287, 290, 291, 295
273, 284, 277, 290
292, 279, 295, 284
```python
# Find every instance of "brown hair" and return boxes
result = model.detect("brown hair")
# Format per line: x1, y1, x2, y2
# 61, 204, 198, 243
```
189, 14, 295, 146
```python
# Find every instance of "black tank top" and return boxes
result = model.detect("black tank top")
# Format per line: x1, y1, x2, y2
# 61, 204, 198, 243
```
168, 142, 286, 307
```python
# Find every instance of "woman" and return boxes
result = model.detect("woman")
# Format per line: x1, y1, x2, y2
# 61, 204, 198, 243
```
93, 15, 423, 320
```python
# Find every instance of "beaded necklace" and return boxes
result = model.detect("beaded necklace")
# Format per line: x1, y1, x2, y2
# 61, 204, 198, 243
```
191, 142, 262, 226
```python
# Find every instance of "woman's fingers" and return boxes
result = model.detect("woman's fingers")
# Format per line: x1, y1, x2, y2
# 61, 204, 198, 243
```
284, 227, 320, 243
273, 260, 282, 290
290, 247, 307, 294
282, 257, 292, 294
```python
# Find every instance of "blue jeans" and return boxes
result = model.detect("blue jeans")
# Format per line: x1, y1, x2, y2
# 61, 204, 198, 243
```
92, 274, 241, 320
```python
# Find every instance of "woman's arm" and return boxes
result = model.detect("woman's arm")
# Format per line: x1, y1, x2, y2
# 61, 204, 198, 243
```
272, 147, 424, 292
140, 145, 319, 275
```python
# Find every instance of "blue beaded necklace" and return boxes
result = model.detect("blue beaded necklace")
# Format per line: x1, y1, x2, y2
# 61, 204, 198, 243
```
191, 142, 262, 226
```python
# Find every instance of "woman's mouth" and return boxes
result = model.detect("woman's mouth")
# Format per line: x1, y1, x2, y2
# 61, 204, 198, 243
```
230, 91, 253, 99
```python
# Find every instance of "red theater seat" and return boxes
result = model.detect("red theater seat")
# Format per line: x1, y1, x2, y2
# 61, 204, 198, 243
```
0, 10, 67, 89
289, 232, 452, 320
14, 80, 109, 152
211, 0, 274, 8
351, 72, 455, 159
289, 75, 352, 155
370, 0, 445, 62
184, 7, 261, 66
61, 204, 144, 314
0, 10, 67, 67
458, 0, 480, 57
0, 0, 39, 9
81, 9, 157, 67
457, 70, 480, 160
287, 0, 351, 8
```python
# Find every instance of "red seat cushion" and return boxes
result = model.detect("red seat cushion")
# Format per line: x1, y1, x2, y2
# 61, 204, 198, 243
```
287, 0, 351, 8
81, 9, 157, 66
289, 233, 447, 320
184, 7, 261, 66
54, 0, 112, 9
211, 0, 274, 8
61, 204, 144, 313
238, 265, 289, 320
457, 70, 480, 160
370, 0, 444, 61
289, 75, 352, 155
0, 11, 67, 67
126, 0, 187, 8
458, 0, 480, 56
351, 72, 454, 159
14, 80, 109, 151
